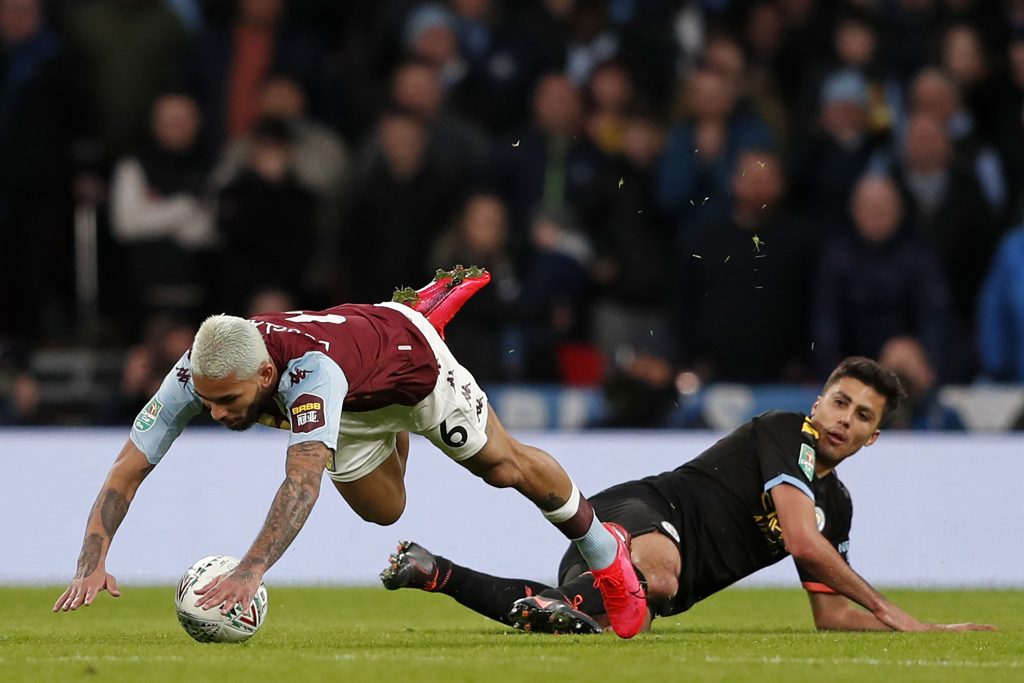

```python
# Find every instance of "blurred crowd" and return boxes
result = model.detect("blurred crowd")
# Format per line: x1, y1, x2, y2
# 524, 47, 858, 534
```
3, 0, 1024, 427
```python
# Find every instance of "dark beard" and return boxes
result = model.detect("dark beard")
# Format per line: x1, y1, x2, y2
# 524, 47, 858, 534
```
225, 402, 263, 431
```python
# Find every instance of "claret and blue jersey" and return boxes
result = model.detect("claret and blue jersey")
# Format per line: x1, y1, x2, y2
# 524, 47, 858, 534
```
129, 304, 440, 465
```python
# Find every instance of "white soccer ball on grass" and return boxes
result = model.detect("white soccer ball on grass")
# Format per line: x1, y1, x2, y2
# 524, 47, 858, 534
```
174, 555, 268, 643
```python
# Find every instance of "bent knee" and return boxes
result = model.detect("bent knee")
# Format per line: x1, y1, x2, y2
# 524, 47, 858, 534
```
643, 572, 679, 603
358, 504, 405, 526
352, 492, 406, 526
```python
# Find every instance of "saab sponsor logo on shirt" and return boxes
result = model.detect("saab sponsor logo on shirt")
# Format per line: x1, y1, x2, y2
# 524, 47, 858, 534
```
134, 397, 163, 432
798, 443, 816, 481
290, 393, 325, 433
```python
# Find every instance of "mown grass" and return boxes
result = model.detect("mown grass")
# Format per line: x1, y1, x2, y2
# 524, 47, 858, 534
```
2, 586, 1021, 683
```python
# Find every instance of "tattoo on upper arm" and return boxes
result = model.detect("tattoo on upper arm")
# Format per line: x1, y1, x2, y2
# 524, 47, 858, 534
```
100, 489, 129, 537
76, 533, 103, 577
288, 441, 327, 458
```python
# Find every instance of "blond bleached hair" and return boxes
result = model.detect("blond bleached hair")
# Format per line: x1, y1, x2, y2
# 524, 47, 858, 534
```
190, 314, 270, 380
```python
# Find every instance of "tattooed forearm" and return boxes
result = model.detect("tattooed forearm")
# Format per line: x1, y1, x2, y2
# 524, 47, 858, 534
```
100, 489, 129, 537
239, 470, 321, 574
75, 533, 103, 577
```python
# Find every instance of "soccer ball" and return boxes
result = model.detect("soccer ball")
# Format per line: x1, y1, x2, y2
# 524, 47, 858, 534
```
174, 555, 269, 643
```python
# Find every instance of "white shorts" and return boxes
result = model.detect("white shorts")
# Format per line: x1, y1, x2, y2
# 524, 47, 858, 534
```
325, 302, 491, 482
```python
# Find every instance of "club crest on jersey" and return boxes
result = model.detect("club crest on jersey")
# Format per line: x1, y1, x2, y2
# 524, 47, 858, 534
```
798, 443, 816, 481
290, 393, 325, 433
134, 398, 163, 432
814, 506, 826, 532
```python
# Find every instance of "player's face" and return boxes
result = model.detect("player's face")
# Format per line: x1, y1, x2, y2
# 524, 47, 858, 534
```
194, 366, 273, 431
809, 377, 884, 468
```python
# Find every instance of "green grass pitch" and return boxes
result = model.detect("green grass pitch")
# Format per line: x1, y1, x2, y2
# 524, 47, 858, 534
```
2, 586, 1022, 682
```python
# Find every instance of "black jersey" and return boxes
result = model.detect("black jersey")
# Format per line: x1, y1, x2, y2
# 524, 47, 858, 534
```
641, 411, 852, 615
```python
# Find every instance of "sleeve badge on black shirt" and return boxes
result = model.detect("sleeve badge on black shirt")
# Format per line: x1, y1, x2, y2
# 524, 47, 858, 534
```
799, 443, 816, 481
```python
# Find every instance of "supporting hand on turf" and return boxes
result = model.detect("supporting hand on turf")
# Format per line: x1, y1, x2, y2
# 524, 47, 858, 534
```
194, 568, 262, 616
929, 622, 998, 632
53, 569, 121, 612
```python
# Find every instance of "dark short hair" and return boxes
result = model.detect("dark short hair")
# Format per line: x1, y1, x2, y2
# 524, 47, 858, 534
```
823, 356, 906, 425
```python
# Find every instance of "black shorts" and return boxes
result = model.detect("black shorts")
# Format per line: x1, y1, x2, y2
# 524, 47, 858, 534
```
556, 481, 682, 585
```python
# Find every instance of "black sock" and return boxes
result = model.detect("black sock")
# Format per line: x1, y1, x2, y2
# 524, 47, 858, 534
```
540, 573, 606, 615
433, 556, 552, 625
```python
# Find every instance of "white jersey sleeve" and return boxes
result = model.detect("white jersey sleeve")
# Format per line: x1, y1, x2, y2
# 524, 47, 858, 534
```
129, 351, 202, 465
276, 351, 347, 451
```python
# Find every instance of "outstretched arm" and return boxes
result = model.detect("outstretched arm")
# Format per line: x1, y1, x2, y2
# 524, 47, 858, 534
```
194, 441, 329, 614
53, 439, 155, 612
806, 591, 995, 631
773, 484, 995, 632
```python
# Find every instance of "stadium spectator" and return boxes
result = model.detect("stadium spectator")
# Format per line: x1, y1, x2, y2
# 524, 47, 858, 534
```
790, 8, 896, 144
812, 175, 955, 381
65, 0, 189, 162
704, 31, 789, 155
771, 0, 832, 107
656, 67, 775, 233
593, 349, 677, 429
345, 108, 466, 303
827, 9, 896, 138
389, 58, 488, 183
905, 68, 1008, 218
0, 340, 40, 425
246, 287, 295, 318
443, 0, 552, 135
0, 0, 82, 342
563, 0, 620, 88
430, 192, 520, 383
977, 226, 1024, 382
0, 372, 40, 425
109, 91, 215, 326
588, 110, 674, 368
513, 207, 594, 382
674, 150, 815, 383
382, 357, 995, 633
401, 4, 466, 96
993, 34, 1024, 211
939, 23, 1004, 153
97, 314, 196, 425
214, 116, 314, 314
488, 72, 611, 257
186, 0, 336, 148
212, 72, 349, 298
742, 2, 786, 107
882, 0, 944, 86
890, 111, 999, 328
878, 336, 965, 431
584, 60, 635, 156
790, 69, 889, 230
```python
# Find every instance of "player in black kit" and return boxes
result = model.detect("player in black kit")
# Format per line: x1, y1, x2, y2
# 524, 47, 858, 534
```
380, 357, 996, 634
